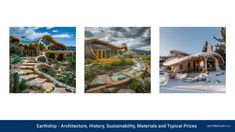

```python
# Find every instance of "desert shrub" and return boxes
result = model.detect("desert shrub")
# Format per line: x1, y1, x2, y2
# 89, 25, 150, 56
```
39, 43, 45, 51
104, 63, 112, 70
142, 55, 150, 61
85, 68, 92, 80
144, 79, 151, 92
85, 59, 92, 64
46, 53, 76, 87
38, 67, 44, 72
47, 70, 56, 77
19, 79, 30, 91
65, 53, 76, 70
38, 66, 56, 77
125, 58, 134, 65
55, 76, 65, 83
129, 78, 144, 93
10, 44, 21, 55
141, 55, 151, 65
48, 58, 58, 64
109, 58, 133, 66
56, 71, 76, 87
120, 58, 126, 65
10, 54, 22, 64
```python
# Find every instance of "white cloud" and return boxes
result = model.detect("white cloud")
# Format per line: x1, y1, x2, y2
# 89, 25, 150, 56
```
136, 45, 151, 51
12, 27, 49, 40
52, 30, 58, 33
52, 34, 72, 38
11, 27, 73, 40
46, 27, 54, 30
27, 32, 49, 40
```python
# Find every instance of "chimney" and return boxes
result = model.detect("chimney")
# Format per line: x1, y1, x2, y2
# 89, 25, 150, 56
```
207, 45, 213, 52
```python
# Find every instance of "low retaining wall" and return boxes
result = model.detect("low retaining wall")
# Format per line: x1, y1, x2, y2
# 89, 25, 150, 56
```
34, 63, 76, 93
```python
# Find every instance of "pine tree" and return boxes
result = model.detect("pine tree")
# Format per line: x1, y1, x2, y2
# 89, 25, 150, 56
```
214, 27, 226, 62
202, 41, 209, 52
214, 27, 226, 45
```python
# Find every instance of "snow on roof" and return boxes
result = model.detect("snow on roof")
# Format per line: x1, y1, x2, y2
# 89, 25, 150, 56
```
169, 50, 191, 56
163, 52, 224, 66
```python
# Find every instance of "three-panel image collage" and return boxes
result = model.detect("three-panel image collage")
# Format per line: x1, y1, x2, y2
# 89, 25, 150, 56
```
9, 27, 226, 93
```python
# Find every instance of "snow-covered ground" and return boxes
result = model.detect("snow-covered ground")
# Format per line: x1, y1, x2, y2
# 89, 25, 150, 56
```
160, 71, 226, 93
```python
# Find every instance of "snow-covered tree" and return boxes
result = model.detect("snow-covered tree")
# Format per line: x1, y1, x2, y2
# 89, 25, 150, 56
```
202, 41, 208, 52
214, 27, 226, 66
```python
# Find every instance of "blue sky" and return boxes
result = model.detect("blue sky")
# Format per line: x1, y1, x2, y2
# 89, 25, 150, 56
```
10, 27, 76, 47
160, 27, 221, 55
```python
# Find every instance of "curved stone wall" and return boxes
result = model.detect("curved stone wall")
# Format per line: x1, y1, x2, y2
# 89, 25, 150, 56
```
34, 63, 76, 93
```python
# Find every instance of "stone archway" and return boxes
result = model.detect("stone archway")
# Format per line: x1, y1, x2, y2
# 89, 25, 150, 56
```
207, 57, 216, 71
36, 55, 48, 63
57, 54, 64, 61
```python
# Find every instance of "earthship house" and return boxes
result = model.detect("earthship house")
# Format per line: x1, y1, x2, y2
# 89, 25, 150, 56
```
10, 35, 71, 61
85, 39, 128, 60
10, 35, 76, 92
163, 47, 224, 73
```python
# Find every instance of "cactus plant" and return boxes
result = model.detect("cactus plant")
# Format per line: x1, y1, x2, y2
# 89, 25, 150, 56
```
12, 72, 19, 93
10, 72, 30, 93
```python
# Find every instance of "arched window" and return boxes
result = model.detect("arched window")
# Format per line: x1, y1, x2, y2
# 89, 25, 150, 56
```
57, 54, 64, 61
48, 53, 55, 59
37, 56, 47, 63
43, 39, 50, 45
54, 46, 65, 51
207, 57, 216, 71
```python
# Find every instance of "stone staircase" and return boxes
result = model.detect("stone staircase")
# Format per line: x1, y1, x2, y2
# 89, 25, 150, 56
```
17, 57, 70, 93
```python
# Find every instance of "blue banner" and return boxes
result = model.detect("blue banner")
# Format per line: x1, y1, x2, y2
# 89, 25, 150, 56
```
0, 120, 234, 132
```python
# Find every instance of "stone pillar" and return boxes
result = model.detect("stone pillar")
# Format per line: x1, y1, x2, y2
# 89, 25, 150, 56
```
109, 50, 112, 58
189, 62, 193, 72
214, 57, 221, 71
183, 63, 187, 72
104, 50, 107, 59
204, 58, 207, 72
196, 60, 199, 72
95, 49, 99, 60
100, 49, 103, 59
55, 54, 59, 60
174, 66, 179, 73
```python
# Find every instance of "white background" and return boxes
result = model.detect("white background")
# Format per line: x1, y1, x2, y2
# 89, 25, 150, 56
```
0, 0, 234, 120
